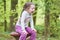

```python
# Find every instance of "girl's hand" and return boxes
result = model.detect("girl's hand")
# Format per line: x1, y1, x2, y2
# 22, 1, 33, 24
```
32, 28, 37, 33
22, 30, 28, 34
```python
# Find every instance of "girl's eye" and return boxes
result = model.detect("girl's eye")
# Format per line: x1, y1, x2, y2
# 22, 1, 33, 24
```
32, 8, 34, 9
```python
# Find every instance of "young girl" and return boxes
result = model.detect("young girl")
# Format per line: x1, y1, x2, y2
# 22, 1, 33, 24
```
15, 2, 37, 40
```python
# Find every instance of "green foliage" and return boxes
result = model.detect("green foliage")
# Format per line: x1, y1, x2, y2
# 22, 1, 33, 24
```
49, 0, 60, 37
0, 1, 4, 22
0, 0, 60, 40
35, 25, 44, 34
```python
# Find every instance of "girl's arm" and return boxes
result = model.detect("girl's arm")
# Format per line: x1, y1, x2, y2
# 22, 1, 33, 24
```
30, 15, 37, 32
30, 15, 35, 29
20, 12, 26, 31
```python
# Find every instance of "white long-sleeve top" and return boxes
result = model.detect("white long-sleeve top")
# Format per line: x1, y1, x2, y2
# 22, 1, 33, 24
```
16, 10, 34, 30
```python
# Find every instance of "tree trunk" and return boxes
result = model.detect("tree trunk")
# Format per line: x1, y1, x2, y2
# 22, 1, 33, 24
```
10, 0, 18, 31
10, 16, 14, 31
3, 0, 7, 32
45, 10, 50, 40
33, 4, 37, 25
44, 0, 50, 40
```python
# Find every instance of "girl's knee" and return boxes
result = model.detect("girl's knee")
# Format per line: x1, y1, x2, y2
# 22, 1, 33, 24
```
21, 32, 27, 36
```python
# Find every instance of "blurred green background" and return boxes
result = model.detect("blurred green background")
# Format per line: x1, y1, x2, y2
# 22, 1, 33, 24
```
0, 0, 60, 40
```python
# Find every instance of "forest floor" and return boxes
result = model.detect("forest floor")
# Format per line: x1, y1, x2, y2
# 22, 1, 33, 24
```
0, 32, 60, 40
0, 32, 40, 40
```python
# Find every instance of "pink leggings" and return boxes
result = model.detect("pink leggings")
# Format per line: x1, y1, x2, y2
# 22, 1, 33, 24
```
15, 25, 36, 40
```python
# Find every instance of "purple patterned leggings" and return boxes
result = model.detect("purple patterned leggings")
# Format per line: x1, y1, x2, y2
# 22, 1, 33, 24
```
15, 25, 36, 40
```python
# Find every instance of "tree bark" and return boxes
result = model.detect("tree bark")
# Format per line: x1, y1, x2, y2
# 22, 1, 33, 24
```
44, 0, 50, 40
10, 0, 18, 31
3, 0, 7, 32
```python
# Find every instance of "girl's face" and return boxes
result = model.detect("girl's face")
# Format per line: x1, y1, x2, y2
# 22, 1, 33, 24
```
27, 5, 35, 14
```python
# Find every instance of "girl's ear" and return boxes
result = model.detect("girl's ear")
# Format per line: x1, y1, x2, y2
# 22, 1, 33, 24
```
25, 7, 30, 11
26, 7, 30, 10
